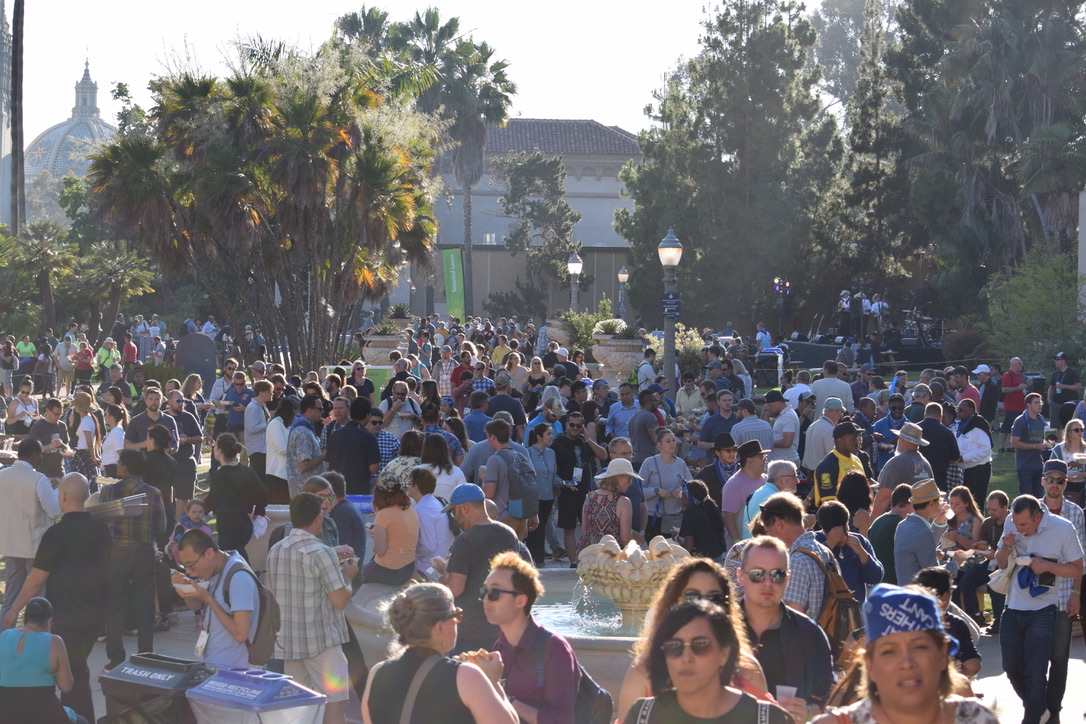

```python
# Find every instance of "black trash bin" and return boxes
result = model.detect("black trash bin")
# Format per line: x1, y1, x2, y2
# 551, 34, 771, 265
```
99, 653, 214, 724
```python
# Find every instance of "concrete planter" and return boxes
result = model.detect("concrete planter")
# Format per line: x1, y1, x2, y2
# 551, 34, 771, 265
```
545, 318, 573, 347
594, 337, 644, 385
364, 335, 404, 365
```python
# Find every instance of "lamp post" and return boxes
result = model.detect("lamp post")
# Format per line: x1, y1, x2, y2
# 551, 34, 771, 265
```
567, 251, 583, 312
617, 266, 629, 321
658, 229, 683, 391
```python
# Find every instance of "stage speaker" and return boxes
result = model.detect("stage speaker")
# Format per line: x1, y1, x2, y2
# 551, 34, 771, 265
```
834, 336, 845, 345
790, 332, 808, 342
815, 335, 834, 345
900, 337, 920, 347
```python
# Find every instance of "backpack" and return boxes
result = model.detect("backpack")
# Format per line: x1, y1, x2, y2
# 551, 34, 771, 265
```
495, 447, 539, 519
531, 628, 612, 724
795, 548, 862, 665
433, 495, 462, 536
221, 554, 282, 666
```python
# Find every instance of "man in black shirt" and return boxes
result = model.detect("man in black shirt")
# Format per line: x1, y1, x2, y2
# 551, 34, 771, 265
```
27, 397, 70, 478
551, 412, 608, 566
326, 397, 380, 494
2, 473, 111, 723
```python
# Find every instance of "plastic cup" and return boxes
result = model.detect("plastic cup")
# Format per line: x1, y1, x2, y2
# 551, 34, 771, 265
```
776, 685, 797, 701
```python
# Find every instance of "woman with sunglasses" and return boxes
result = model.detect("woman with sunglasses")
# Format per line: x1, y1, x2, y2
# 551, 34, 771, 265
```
618, 558, 769, 720
1051, 417, 1086, 506
6, 377, 38, 435
578, 458, 636, 552
203, 433, 267, 560
625, 599, 790, 723
345, 361, 376, 406
364, 583, 517, 724
813, 584, 996, 724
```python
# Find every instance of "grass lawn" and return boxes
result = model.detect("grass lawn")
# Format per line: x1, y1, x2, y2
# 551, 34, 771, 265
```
988, 449, 1020, 499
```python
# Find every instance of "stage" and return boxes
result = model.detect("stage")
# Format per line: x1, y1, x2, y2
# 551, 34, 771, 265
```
784, 340, 946, 371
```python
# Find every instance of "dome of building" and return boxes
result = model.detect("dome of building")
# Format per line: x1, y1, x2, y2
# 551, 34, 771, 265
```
25, 61, 116, 177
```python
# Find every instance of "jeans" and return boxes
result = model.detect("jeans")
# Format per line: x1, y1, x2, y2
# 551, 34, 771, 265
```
958, 561, 1005, 621
1018, 468, 1043, 499
526, 498, 554, 565
106, 544, 157, 665
1001, 605, 1058, 724
962, 462, 991, 509
1046, 611, 1074, 720
54, 625, 98, 723
0, 556, 34, 624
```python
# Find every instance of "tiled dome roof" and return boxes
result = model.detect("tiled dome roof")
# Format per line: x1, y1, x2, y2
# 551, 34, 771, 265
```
25, 61, 116, 177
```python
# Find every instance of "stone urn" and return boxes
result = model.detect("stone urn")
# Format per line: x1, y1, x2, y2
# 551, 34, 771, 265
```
389, 317, 413, 333
578, 535, 690, 630
363, 335, 404, 365
545, 318, 573, 347
594, 337, 645, 386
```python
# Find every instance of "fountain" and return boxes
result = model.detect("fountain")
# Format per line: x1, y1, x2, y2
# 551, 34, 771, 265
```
577, 534, 691, 629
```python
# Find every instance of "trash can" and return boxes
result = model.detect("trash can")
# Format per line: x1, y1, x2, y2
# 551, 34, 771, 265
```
99, 653, 214, 723
186, 667, 326, 724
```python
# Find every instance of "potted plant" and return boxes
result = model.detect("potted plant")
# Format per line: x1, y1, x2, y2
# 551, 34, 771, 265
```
386, 303, 413, 330
592, 318, 626, 343
595, 324, 645, 385
364, 320, 405, 364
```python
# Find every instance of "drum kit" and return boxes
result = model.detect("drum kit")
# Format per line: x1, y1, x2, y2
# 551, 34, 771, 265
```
900, 307, 945, 348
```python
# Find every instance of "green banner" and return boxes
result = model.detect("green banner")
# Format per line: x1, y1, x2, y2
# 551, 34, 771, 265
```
442, 248, 465, 320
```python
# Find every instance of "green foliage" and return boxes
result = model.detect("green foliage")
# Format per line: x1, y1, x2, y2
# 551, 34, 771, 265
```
371, 320, 401, 335
491, 151, 587, 289
615, 324, 642, 340
617, 1, 845, 329
561, 296, 614, 358
982, 249, 1084, 371
143, 362, 186, 386
644, 323, 706, 377
593, 319, 626, 335
482, 277, 548, 324
386, 303, 412, 319
939, 329, 990, 367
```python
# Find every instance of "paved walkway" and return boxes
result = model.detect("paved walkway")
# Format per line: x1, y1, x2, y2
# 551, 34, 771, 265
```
87, 606, 1086, 724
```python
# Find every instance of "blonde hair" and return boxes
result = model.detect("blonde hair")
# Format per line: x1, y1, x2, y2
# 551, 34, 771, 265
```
385, 583, 455, 650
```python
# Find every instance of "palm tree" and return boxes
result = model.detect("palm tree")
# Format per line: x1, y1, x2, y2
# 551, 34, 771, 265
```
80, 240, 156, 346
9, 0, 24, 234
15, 220, 75, 330
388, 9, 516, 316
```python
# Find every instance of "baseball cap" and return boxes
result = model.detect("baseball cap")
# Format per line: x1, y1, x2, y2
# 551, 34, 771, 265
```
823, 397, 844, 411
556, 347, 569, 357
441, 484, 485, 513
708, 360, 725, 370
1055, 352, 1069, 360
1044, 459, 1069, 476
950, 366, 969, 377
735, 398, 756, 413
646, 383, 666, 393
764, 390, 785, 404
249, 360, 266, 372
971, 364, 990, 374
833, 422, 862, 439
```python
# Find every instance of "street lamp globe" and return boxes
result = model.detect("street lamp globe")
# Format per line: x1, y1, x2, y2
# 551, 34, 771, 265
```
617, 266, 629, 284
567, 252, 584, 278
657, 229, 683, 269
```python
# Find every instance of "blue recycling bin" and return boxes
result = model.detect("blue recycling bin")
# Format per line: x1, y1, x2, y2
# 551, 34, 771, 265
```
345, 494, 373, 514
185, 667, 326, 724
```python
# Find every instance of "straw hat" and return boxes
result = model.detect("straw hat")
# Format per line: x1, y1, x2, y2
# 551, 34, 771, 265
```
73, 391, 98, 414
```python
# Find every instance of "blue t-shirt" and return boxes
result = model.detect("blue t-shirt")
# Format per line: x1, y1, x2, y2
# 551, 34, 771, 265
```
225, 386, 254, 427
463, 411, 493, 443
206, 553, 260, 667
1012, 412, 1047, 470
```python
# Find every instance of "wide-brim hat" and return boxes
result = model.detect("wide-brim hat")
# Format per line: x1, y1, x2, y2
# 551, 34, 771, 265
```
73, 391, 98, 414
713, 433, 737, 450
910, 478, 940, 504
596, 458, 643, 482
897, 421, 929, 447
737, 439, 770, 461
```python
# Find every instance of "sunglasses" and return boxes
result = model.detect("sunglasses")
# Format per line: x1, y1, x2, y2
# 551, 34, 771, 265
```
745, 568, 787, 584
479, 586, 519, 602
1043, 476, 1067, 485
660, 636, 717, 659
442, 607, 463, 622
1070, 428, 1084, 433
567, 423, 584, 429
682, 591, 727, 606
369, 419, 384, 426
316, 492, 335, 501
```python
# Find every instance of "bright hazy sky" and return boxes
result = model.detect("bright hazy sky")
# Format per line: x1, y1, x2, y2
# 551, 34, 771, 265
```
24, 0, 709, 143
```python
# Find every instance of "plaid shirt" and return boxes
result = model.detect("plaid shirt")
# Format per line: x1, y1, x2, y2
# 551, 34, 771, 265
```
786, 531, 839, 618
101, 476, 166, 546
1049, 498, 1086, 611
267, 527, 349, 660
472, 376, 495, 394
433, 358, 458, 397
423, 424, 465, 460
374, 429, 400, 473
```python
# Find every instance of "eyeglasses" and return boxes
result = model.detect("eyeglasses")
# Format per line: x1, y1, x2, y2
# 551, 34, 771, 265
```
442, 607, 463, 622
745, 568, 788, 584
682, 591, 727, 606
660, 636, 717, 659
1043, 476, 1067, 485
179, 556, 203, 572
479, 586, 520, 602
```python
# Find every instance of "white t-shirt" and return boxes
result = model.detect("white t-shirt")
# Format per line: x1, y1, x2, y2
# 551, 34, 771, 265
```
151, 341, 166, 365
782, 383, 811, 410
770, 406, 801, 463
101, 425, 125, 466
76, 414, 97, 451
422, 463, 466, 501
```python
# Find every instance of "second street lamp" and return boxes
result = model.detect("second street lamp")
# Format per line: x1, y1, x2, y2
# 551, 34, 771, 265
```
657, 229, 683, 392
617, 266, 629, 321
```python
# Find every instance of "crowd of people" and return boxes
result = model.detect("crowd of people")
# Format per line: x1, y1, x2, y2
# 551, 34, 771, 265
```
1, 309, 1084, 723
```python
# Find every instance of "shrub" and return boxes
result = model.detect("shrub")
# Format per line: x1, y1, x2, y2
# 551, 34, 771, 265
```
940, 329, 989, 367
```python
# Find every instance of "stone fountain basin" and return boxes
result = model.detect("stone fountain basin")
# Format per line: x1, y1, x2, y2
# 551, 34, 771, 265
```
345, 568, 637, 699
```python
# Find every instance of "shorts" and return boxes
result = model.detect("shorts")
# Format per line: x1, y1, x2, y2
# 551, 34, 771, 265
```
284, 644, 350, 703
556, 489, 586, 530
1001, 410, 1021, 434
0, 368, 11, 389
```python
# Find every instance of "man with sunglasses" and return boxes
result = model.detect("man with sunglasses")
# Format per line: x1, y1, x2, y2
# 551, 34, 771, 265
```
1037, 459, 1086, 722
209, 359, 239, 469
366, 410, 399, 475
739, 535, 833, 723
472, 551, 580, 724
